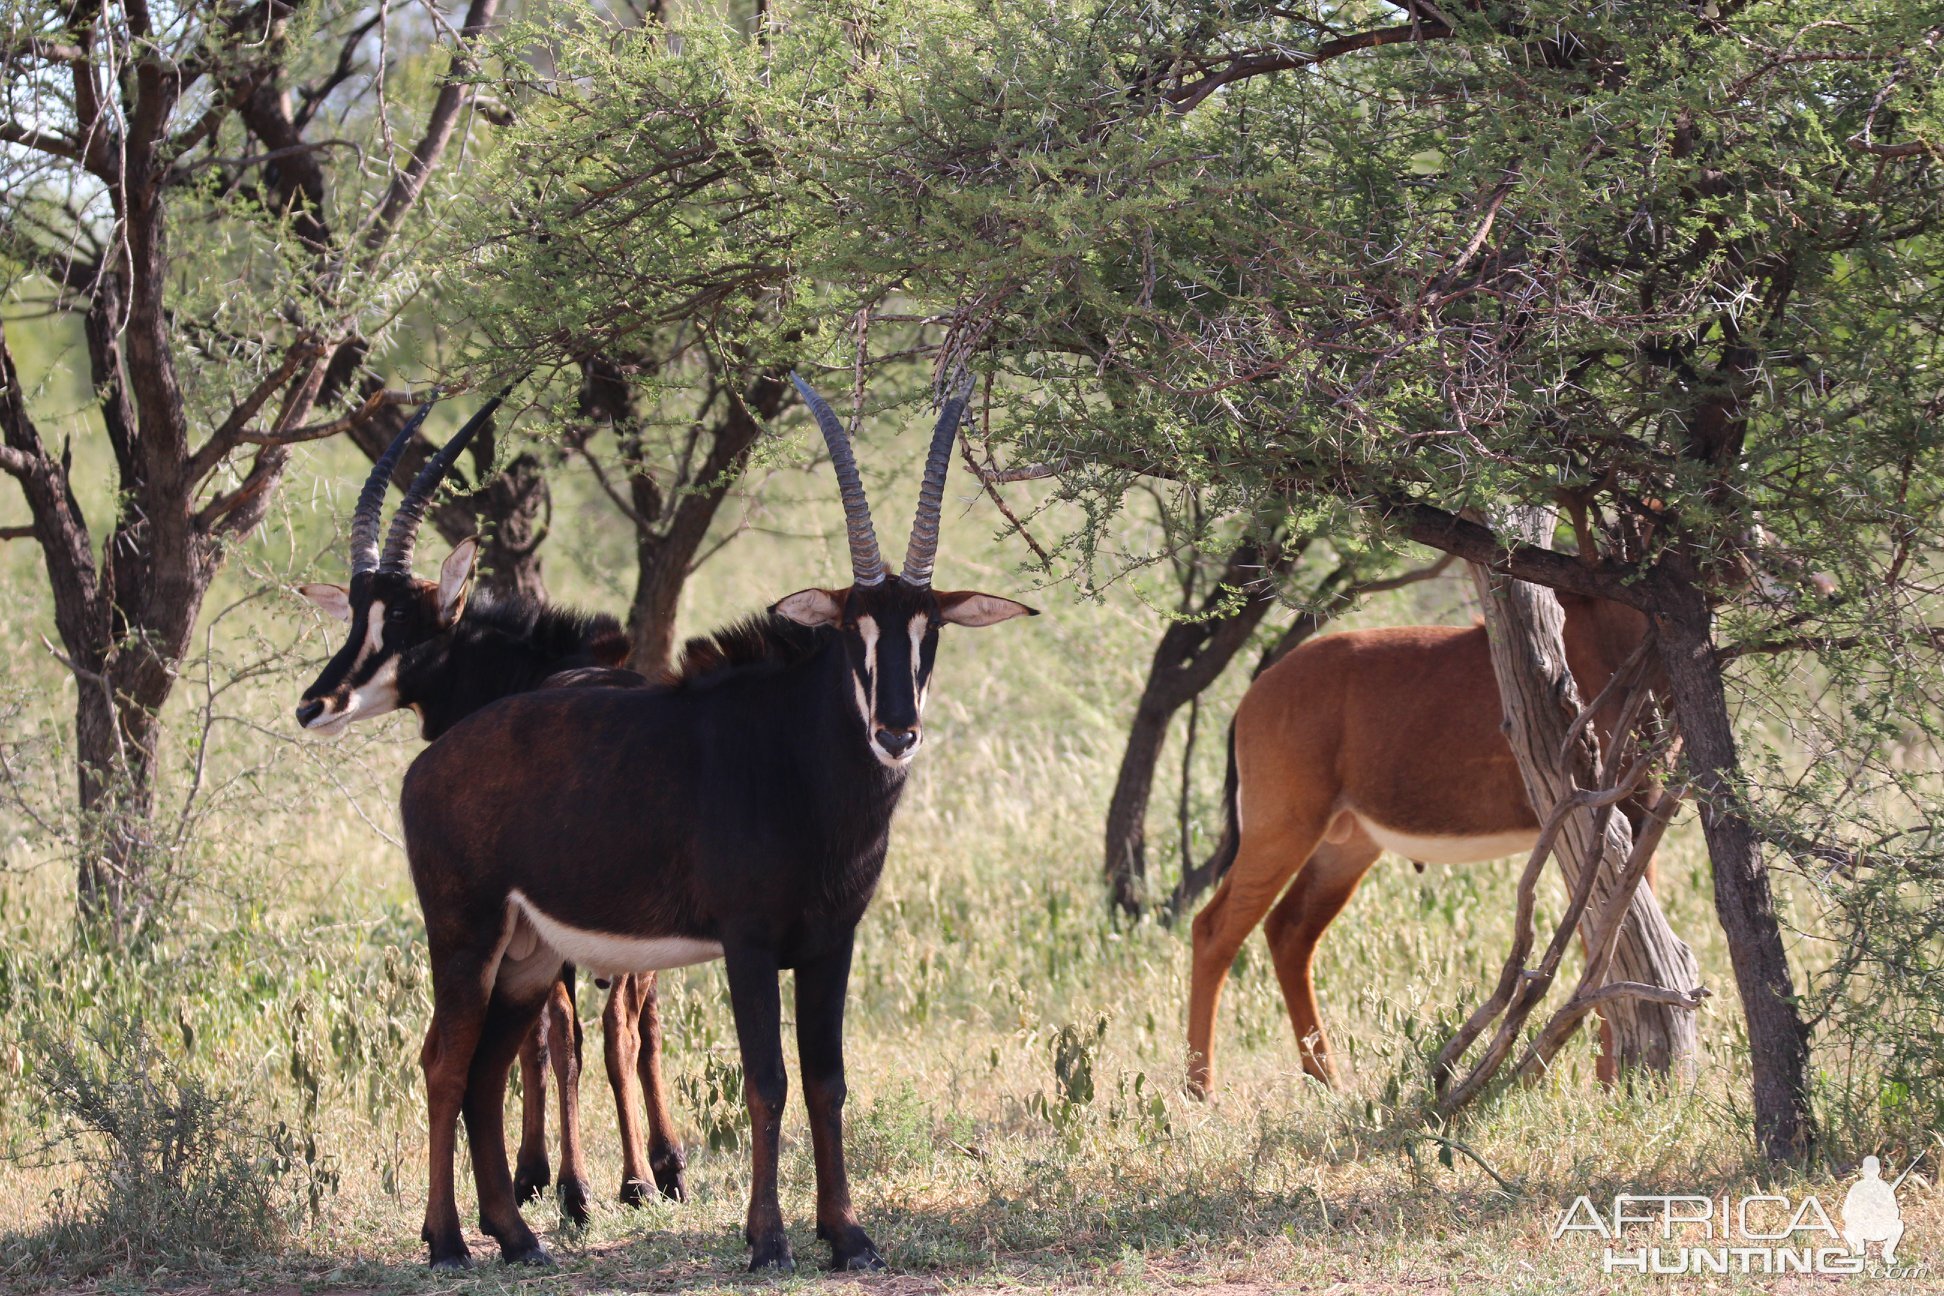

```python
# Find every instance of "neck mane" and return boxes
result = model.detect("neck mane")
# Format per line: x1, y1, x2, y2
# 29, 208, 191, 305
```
664, 613, 830, 690
458, 589, 629, 668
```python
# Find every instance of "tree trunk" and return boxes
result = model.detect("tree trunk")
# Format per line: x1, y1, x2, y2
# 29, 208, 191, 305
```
628, 537, 688, 676
1103, 538, 1293, 914
575, 357, 786, 676
1104, 699, 1179, 913
1468, 519, 1703, 1078
1651, 550, 1812, 1160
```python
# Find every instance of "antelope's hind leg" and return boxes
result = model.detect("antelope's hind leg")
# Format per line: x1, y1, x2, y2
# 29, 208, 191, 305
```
546, 972, 593, 1224
633, 971, 690, 1201
603, 976, 654, 1206
1261, 837, 1380, 1085
512, 1024, 551, 1205
1187, 808, 1330, 1099
461, 926, 562, 1265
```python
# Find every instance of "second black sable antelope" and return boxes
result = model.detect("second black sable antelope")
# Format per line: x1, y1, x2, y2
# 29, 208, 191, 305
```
397, 370, 1036, 1269
295, 392, 689, 1220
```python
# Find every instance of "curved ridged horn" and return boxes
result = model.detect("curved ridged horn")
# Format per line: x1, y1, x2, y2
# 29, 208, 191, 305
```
790, 371, 886, 587
378, 389, 512, 575
349, 401, 436, 574
900, 367, 975, 588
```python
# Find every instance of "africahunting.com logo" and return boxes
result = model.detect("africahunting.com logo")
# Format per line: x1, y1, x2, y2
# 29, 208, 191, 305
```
1554, 1156, 1924, 1278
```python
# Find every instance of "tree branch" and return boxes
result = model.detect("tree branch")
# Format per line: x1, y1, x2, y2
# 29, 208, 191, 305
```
0, 317, 103, 665
0, 120, 82, 161
187, 337, 331, 482
1382, 497, 1648, 608
1164, 22, 1454, 113
358, 0, 504, 255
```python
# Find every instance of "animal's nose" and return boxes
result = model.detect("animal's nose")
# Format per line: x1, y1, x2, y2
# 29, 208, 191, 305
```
875, 727, 917, 756
295, 698, 326, 728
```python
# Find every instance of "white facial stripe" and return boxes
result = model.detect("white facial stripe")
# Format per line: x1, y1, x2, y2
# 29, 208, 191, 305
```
338, 656, 401, 724
856, 615, 880, 732
303, 597, 394, 733
907, 612, 928, 711
507, 890, 725, 978
359, 597, 387, 665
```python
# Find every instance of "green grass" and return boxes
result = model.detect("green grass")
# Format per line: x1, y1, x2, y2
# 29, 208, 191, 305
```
0, 406, 1938, 1293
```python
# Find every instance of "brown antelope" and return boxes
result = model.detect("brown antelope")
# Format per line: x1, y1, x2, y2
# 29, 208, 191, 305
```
397, 370, 1035, 1269
1185, 592, 1652, 1096
295, 393, 688, 1218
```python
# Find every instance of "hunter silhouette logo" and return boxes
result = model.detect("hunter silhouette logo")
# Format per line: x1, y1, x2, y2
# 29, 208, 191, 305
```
1842, 1156, 1905, 1265
1554, 1151, 1926, 1276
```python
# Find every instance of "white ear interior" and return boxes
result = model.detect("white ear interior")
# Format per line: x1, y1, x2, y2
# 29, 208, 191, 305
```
772, 588, 846, 627
937, 591, 1038, 628
297, 583, 353, 624
438, 537, 480, 621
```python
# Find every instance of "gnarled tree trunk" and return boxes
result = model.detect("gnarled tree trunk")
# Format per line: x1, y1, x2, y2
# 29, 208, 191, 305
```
1103, 536, 1298, 915
1468, 510, 1703, 1077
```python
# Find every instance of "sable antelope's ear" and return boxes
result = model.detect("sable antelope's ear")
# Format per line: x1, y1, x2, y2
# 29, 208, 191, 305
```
437, 537, 480, 624
936, 591, 1038, 627
771, 588, 847, 628
296, 583, 353, 624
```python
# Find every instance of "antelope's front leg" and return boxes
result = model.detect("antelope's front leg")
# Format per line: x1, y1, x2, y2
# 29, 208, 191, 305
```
796, 933, 882, 1271
723, 943, 792, 1270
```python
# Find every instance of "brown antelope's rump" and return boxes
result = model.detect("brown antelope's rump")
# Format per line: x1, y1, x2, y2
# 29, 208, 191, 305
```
398, 370, 1035, 1270
1186, 593, 1654, 1095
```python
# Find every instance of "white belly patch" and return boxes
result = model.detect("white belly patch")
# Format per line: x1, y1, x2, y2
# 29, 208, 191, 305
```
1351, 814, 1539, 867
507, 890, 724, 978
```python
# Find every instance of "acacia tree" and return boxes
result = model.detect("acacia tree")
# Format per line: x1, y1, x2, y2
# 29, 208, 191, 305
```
435, 0, 1944, 1160
1, 0, 510, 938
772, 0, 1943, 1164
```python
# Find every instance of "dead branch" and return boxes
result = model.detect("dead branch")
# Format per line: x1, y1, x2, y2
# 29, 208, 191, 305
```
1512, 781, 1707, 1085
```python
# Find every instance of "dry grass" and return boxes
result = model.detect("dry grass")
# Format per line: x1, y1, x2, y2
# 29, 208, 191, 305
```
0, 426, 1936, 1294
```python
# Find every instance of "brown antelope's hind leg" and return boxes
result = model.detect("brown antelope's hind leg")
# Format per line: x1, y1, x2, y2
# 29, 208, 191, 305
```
1261, 839, 1380, 1085
545, 976, 592, 1223
1187, 810, 1327, 1098
463, 992, 555, 1265
633, 971, 689, 1201
796, 937, 881, 1271
603, 976, 654, 1205
512, 1025, 551, 1206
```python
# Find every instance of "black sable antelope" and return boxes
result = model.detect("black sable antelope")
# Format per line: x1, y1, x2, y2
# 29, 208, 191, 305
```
399, 371, 1035, 1270
294, 393, 689, 1219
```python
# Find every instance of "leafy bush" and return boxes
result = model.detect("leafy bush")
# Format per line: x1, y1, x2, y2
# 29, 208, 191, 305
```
2, 1011, 294, 1274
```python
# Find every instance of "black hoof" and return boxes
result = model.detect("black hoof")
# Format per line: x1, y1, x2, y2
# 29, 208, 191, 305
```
821, 1224, 884, 1272
619, 1177, 650, 1208
558, 1176, 591, 1227
513, 1166, 549, 1205
830, 1246, 885, 1272
652, 1151, 689, 1203
502, 1240, 553, 1267
748, 1236, 795, 1271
